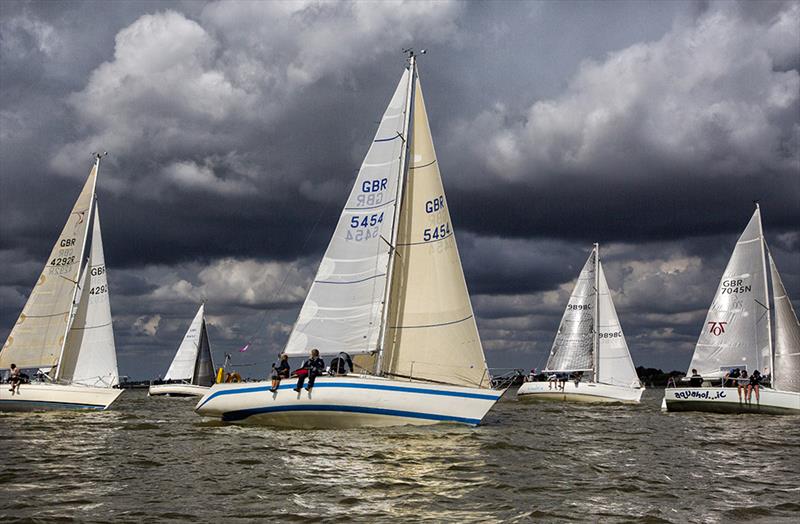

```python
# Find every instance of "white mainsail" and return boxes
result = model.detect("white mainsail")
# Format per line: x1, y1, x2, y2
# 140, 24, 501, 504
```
284, 70, 410, 357
545, 252, 596, 373
380, 73, 490, 389
164, 304, 205, 381
60, 206, 119, 387
769, 252, 800, 393
0, 164, 97, 370
596, 261, 640, 388
688, 209, 771, 378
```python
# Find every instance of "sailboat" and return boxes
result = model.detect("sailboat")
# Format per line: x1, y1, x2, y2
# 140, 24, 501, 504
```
0, 154, 123, 411
195, 53, 503, 427
664, 205, 800, 414
148, 304, 216, 397
517, 244, 645, 403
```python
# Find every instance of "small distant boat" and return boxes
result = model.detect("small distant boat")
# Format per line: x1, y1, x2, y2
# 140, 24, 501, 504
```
0, 154, 123, 411
195, 53, 503, 427
664, 205, 800, 414
517, 244, 644, 403
149, 304, 215, 397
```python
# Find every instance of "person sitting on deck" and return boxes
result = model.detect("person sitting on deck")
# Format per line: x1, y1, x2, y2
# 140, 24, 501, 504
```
748, 370, 762, 403
547, 373, 558, 390
269, 353, 290, 392
8, 364, 21, 395
295, 349, 325, 392
328, 352, 353, 376
572, 371, 583, 387
737, 370, 749, 402
557, 372, 568, 391
724, 368, 741, 388
688, 369, 703, 387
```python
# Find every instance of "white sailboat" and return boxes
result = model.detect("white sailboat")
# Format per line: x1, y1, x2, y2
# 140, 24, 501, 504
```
195, 53, 503, 427
0, 154, 123, 411
149, 304, 216, 397
664, 205, 800, 414
517, 244, 645, 403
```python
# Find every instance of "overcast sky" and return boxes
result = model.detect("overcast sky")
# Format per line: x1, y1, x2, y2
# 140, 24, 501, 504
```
1, 0, 798, 379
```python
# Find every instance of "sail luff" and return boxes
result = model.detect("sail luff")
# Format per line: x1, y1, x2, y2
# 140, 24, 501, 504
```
755, 205, 773, 376
593, 243, 600, 382
375, 56, 415, 374
55, 158, 100, 380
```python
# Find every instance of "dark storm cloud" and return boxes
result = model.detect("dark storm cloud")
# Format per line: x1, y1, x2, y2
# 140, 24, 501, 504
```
1, 0, 798, 378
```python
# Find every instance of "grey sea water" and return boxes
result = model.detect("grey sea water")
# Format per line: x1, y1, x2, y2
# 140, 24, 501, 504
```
1, 388, 798, 523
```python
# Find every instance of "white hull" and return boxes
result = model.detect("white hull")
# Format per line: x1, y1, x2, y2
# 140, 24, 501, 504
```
664, 387, 800, 415
0, 383, 123, 411
194, 375, 503, 428
148, 383, 210, 397
516, 380, 644, 403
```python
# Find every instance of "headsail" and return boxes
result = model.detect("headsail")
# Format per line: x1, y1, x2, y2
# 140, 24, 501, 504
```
769, 251, 800, 393
596, 261, 640, 388
380, 71, 490, 389
545, 251, 596, 373
164, 304, 205, 381
0, 163, 97, 370
192, 319, 215, 387
284, 70, 411, 357
688, 209, 771, 378
59, 206, 119, 387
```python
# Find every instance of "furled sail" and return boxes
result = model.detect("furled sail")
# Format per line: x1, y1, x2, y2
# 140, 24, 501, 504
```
192, 320, 215, 387
596, 261, 640, 388
688, 209, 770, 378
545, 251, 596, 373
164, 304, 205, 381
381, 73, 490, 389
769, 252, 800, 393
59, 206, 119, 387
284, 69, 410, 357
0, 163, 97, 370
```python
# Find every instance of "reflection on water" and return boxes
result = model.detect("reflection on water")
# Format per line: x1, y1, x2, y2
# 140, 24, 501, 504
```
1, 389, 798, 522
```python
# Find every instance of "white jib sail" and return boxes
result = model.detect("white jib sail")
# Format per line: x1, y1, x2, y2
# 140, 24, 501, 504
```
0, 163, 97, 370
769, 251, 800, 393
688, 209, 771, 378
60, 206, 119, 387
596, 261, 640, 388
164, 304, 205, 381
545, 251, 596, 373
284, 69, 411, 357
381, 73, 490, 389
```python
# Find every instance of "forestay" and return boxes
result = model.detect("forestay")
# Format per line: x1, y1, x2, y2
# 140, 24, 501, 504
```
381, 75, 490, 389
0, 164, 97, 370
688, 209, 770, 378
164, 304, 205, 381
770, 252, 800, 393
596, 261, 640, 388
545, 252, 595, 373
60, 207, 119, 387
284, 70, 410, 357
192, 320, 215, 387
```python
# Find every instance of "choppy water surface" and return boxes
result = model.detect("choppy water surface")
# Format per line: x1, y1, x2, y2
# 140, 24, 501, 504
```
1, 389, 798, 522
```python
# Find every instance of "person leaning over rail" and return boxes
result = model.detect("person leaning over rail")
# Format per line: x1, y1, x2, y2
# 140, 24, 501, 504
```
269, 353, 290, 393
329, 352, 353, 376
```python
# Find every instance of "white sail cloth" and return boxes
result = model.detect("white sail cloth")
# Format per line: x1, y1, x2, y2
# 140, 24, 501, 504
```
596, 261, 640, 388
164, 304, 205, 381
0, 164, 97, 370
545, 252, 596, 373
381, 75, 490, 389
60, 207, 119, 387
688, 209, 771, 378
284, 70, 410, 357
770, 253, 800, 393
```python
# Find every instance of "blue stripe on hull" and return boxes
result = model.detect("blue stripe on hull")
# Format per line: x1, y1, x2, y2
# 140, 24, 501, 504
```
197, 381, 500, 409
220, 403, 481, 425
0, 399, 105, 411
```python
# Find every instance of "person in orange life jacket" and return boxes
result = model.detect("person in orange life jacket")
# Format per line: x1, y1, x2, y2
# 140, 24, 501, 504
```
294, 349, 325, 392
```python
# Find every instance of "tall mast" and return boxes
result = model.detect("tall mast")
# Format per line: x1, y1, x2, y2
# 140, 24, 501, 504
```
55, 152, 103, 381
593, 243, 600, 382
755, 203, 773, 377
375, 52, 417, 375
